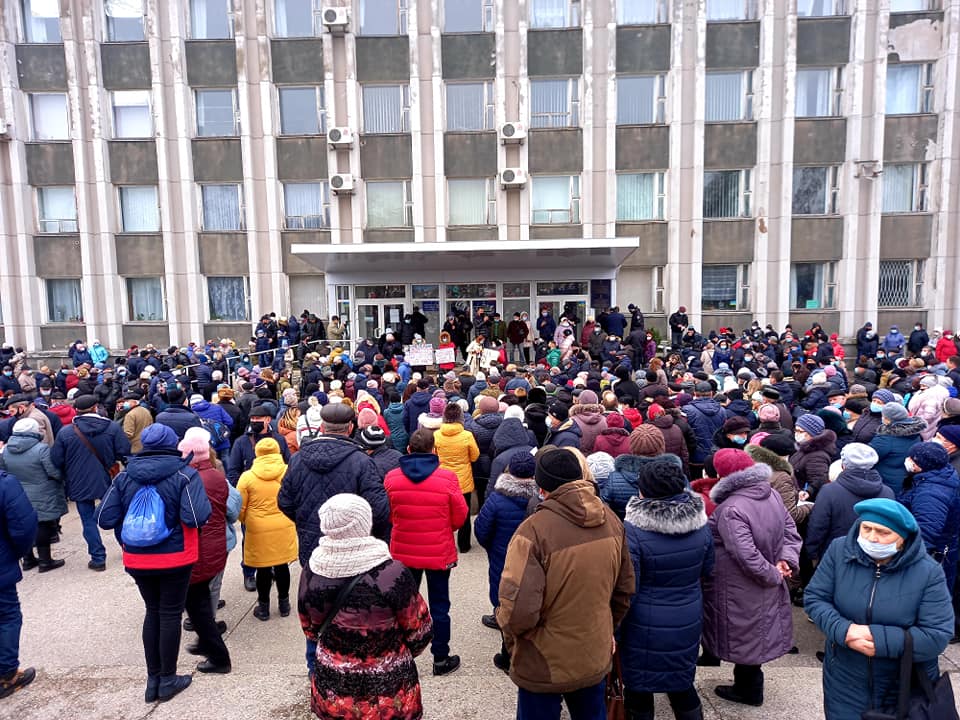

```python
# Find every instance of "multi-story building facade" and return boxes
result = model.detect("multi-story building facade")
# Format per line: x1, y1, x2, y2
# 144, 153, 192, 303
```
0, 0, 957, 352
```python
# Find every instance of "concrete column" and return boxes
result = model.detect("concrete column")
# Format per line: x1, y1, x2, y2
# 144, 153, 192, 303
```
429, 0, 445, 242
341, 32, 363, 244
409, 0, 428, 243
603, 0, 616, 241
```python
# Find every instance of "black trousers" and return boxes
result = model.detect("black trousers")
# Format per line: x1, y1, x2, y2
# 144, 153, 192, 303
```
185, 578, 230, 666
625, 686, 701, 715
24, 520, 58, 561
256, 564, 291, 604
133, 566, 192, 677
457, 493, 472, 552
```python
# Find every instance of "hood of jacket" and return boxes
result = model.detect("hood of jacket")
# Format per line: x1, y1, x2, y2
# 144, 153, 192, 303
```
570, 404, 605, 424
5, 432, 43, 454
297, 434, 364, 474
126, 450, 191, 485
538, 479, 607, 529
726, 399, 753, 416
650, 414, 675, 430
493, 472, 540, 499
689, 398, 723, 417
250, 452, 286, 482
397, 452, 439, 482
191, 399, 212, 413
624, 490, 707, 535
473, 413, 503, 431
746, 444, 793, 474
836, 467, 888, 497
493, 418, 533, 451
710, 463, 774, 504
439, 422, 465, 437
876, 417, 928, 438
73, 413, 113, 438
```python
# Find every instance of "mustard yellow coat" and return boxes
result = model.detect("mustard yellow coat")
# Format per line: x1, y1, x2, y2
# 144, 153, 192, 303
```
237, 440, 298, 568
434, 422, 480, 494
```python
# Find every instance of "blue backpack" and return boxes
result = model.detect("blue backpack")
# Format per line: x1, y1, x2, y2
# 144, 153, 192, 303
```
121, 484, 172, 547
201, 417, 230, 446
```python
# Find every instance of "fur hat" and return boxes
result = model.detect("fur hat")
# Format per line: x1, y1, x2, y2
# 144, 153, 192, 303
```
722, 416, 751, 435
909, 442, 950, 471
759, 433, 795, 457
629, 425, 666, 457
636, 457, 687, 499
712, 448, 755, 478
535, 447, 583, 492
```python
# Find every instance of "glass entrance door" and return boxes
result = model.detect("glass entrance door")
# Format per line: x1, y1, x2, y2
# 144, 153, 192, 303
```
355, 302, 406, 342
537, 297, 589, 339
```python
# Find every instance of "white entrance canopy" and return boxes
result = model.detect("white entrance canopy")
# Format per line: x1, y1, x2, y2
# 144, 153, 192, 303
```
290, 238, 640, 274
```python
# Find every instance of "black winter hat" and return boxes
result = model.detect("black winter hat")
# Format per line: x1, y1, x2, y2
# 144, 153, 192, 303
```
535, 447, 582, 492
547, 401, 569, 422
760, 433, 796, 457
636, 458, 687, 499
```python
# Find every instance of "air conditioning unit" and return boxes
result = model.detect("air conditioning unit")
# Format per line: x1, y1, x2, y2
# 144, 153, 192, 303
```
500, 168, 527, 188
499, 121, 526, 144
321, 7, 349, 33
327, 126, 354, 147
330, 173, 355, 194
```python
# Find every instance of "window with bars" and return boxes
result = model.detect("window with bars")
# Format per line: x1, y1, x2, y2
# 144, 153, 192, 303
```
530, 78, 580, 128
278, 86, 326, 135
882, 163, 928, 213
113, 90, 152, 138
37, 187, 77, 233
791, 262, 837, 310
532, 175, 581, 224
702, 264, 750, 311
530, 0, 581, 28
359, 0, 409, 35
207, 276, 249, 321
446, 82, 496, 131
704, 170, 751, 218
617, 75, 666, 124
705, 70, 753, 122
105, 0, 144, 41
797, 0, 846, 15
795, 67, 843, 117
617, 0, 669, 24
22, 0, 61, 42
191, 0, 233, 39
886, 63, 934, 115
126, 277, 166, 321
283, 182, 330, 229
448, 178, 497, 225
617, 172, 665, 221
196, 89, 238, 137
201, 184, 244, 231
792, 166, 839, 215
366, 180, 413, 228
444, 0, 495, 32
706, 0, 757, 21
119, 186, 160, 232
878, 260, 925, 307
363, 85, 411, 133
30, 93, 69, 140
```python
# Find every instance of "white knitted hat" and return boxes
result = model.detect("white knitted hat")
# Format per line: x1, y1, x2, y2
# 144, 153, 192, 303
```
319, 494, 373, 540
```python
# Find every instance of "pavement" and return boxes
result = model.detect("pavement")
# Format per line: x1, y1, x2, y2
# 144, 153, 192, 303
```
4, 505, 960, 719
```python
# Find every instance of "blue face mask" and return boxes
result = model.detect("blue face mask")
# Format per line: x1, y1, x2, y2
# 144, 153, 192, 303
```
842, 410, 852, 421
870, 402, 883, 414
731, 435, 747, 445
857, 536, 900, 561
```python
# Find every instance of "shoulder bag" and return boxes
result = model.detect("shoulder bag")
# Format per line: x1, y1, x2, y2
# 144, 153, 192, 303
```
605, 648, 626, 720
316, 574, 364, 640
73, 422, 122, 479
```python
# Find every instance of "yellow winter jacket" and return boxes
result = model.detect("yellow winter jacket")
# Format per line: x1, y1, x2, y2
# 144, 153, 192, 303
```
237, 438, 298, 568
434, 422, 480, 494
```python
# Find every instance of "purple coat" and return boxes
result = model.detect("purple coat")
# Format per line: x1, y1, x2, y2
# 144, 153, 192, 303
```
701, 463, 801, 665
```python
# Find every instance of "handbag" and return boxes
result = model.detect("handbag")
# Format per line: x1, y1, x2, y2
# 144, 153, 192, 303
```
73, 422, 122, 479
862, 629, 959, 720
605, 649, 626, 720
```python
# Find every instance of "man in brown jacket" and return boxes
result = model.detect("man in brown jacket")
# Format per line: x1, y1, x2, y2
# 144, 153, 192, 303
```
497, 446, 635, 719
119, 391, 153, 454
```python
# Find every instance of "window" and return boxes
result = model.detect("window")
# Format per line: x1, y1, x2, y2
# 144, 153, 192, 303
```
792, 166, 839, 215
444, 0, 495, 32
278, 86, 325, 135
105, 0, 145, 41
890, 0, 937, 11
882, 163, 928, 213
201, 184, 243, 230
617, 172, 665, 221
127, 277, 165, 321
29, 93, 69, 140
703, 170, 751, 218
530, 0, 580, 28
362, 85, 410, 133
22, 0, 61, 42
274, 0, 321, 37
37, 187, 77, 233
530, 78, 580, 128
366, 180, 413, 227
196, 89, 237, 136
886, 63, 934, 115
705, 71, 753, 122
702, 264, 750, 311
795, 67, 842, 117
618, 0, 668, 24
448, 178, 496, 225
112, 90, 152, 138
531, 175, 581, 224
207, 276, 249, 321
359, 0, 409, 35
46, 278, 82, 323
119, 186, 160, 232
791, 262, 837, 310
706, 0, 757, 21
879, 260, 925, 307
653, 266, 665, 313
617, 75, 666, 124
191, 0, 233, 39
797, 0, 846, 15
446, 82, 495, 131
283, 182, 330, 229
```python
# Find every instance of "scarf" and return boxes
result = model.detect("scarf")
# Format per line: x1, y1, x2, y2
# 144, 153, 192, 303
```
309, 535, 393, 579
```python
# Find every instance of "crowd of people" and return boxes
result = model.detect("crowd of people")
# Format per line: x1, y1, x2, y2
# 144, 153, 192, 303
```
0, 305, 958, 719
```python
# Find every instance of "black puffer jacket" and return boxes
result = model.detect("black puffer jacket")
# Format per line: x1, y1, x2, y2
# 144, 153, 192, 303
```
467, 412, 503, 486
489, 419, 538, 487
524, 403, 550, 447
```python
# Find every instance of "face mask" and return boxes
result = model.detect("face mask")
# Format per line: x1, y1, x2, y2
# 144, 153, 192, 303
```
842, 410, 852, 421
542, 312, 548, 317
122, 402, 132, 411
831, 399, 844, 408
904, 458, 919, 473
915, 326, 921, 331
857, 536, 900, 561
744, 356, 753, 362
876, 353, 885, 359
594, 328, 601, 334
795, 432, 807, 444
2, 371, 10, 377
921, 351, 929, 358
731, 435, 747, 445
249, 421, 265, 435
40, 389, 51, 396
870, 402, 883, 413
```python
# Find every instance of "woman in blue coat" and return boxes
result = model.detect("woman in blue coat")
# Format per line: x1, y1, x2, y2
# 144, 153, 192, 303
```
868, 404, 926, 495
805, 498, 954, 720
619, 457, 714, 720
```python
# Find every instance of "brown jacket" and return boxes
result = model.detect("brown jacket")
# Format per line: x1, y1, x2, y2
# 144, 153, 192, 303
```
746, 445, 812, 527
122, 404, 154, 454
496, 479, 635, 694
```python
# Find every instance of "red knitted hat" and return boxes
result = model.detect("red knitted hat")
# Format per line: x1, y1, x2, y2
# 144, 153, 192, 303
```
712, 449, 755, 478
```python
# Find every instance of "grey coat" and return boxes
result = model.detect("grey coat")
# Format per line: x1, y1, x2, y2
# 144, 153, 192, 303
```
0, 431, 67, 521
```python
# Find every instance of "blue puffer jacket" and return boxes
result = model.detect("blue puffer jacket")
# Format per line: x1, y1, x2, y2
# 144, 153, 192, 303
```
489, 419, 537, 488
466, 381, 489, 413
0, 431, 67, 521
474, 472, 540, 608
190, 399, 234, 452
602, 454, 684, 519
154, 405, 203, 441
51, 414, 132, 501
0, 471, 38, 587
805, 523, 954, 720
683, 399, 728, 463
869, 417, 926, 495
620, 492, 714, 692
97, 450, 212, 574
383, 402, 408, 453
401, 391, 432, 435
467, 412, 502, 485
545, 419, 582, 450
898, 464, 960, 589
278, 434, 391, 565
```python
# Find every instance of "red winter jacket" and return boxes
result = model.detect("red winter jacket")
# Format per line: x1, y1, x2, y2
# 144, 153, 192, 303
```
384, 453, 469, 571
190, 459, 229, 584
593, 413, 631, 458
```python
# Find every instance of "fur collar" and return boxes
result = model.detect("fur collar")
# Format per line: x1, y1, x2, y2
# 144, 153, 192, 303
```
746, 445, 793, 474
798, 430, 836, 453
494, 472, 540, 500
876, 417, 928, 437
710, 463, 773, 504
625, 490, 707, 535
570, 403, 604, 417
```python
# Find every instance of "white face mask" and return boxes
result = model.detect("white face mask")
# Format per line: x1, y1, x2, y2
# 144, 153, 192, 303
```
795, 432, 808, 444
857, 536, 900, 561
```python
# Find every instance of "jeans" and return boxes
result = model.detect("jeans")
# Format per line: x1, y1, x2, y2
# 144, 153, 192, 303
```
517, 679, 607, 720
625, 686, 701, 715
457, 493, 472, 552
185, 578, 230, 666
408, 568, 451, 659
0, 585, 22, 675
133, 566, 192, 677
256, 564, 291, 604
510, 344, 524, 364
76, 500, 106, 564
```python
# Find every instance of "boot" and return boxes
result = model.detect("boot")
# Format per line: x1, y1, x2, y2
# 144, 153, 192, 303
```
715, 665, 763, 707
278, 596, 291, 617
21, 553, 38, 572
0, 667, 36, 699
671, 701, 704, 720
157, 674, 192, 702
144, 675, 160, 703
626, 710, 654, 720
253, 602, 270, 621
432, 655, 461, 676
37, 545, 64, 573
